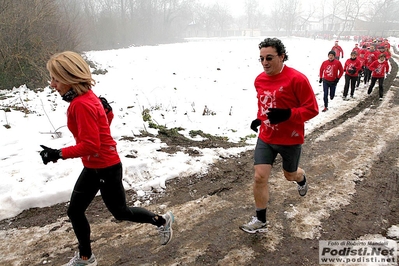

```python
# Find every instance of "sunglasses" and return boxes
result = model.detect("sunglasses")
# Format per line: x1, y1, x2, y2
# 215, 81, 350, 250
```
258, 54, 279, 62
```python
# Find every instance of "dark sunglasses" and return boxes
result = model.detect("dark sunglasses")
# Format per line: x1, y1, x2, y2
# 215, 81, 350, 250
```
258, 54, 279, 62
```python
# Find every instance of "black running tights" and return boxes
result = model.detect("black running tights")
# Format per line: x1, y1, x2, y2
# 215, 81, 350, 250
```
67, 163, 159, 258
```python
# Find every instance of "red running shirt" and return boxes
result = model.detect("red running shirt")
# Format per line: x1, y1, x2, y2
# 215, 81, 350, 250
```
319, 59, 344, 82
254, 65, 319, 145
61, 90, 121, 168
368, 60, 390, 78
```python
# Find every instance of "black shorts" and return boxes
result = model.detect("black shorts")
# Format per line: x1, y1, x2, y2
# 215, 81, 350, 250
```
254, 138, 302, 172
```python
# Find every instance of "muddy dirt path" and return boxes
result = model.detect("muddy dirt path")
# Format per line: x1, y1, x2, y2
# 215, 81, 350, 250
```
1, 59, 399, 266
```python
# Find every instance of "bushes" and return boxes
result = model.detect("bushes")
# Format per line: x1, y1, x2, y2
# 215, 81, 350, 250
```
0, 0, 80, 90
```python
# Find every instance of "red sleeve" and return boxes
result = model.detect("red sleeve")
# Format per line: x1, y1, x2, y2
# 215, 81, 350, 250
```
319, 61, 326, 78
355, 60, 362, 74
62, 102, 101, 159
344, 60, 349, 72
337, 61, 344, 79
290, 77, 319, 124
368, 61, 377, 71
106, 111, 114, 125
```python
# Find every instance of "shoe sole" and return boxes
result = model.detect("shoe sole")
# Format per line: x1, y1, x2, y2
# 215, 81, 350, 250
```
298, 173, 307, 196
239, 226, 268, 234
298, 183, 308, 197
163, 227, 173, 245
62, 259, 97, 266
162, 212, 174, 245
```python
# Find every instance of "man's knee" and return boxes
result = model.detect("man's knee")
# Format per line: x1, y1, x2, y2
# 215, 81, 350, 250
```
283, 171, 298, 181
254, 173, 268, 185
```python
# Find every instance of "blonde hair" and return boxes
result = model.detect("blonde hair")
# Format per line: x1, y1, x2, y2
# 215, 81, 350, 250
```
46, 51, 95, 95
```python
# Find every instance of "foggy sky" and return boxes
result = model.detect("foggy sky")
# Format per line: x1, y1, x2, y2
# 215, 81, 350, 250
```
199, 0, 314, 17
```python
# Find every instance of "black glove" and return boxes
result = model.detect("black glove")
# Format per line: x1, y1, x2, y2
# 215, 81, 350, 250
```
99, 96, 112, 114
267, 108, 291, 124
40, 145, 62, 165
348, 67, 356, 75
335, 78, 340, 84
250, 119, 261, 132
319, 78, 322, 83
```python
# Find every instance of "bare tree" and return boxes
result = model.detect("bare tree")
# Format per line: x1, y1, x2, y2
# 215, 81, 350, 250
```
0, 0, 79, 90
270, 0, 300, 35
296, 2, 317, 33
244, 0, 259, 29
268, 0, 285, 32
366, 0, 399, 36
194, 3, 219, 37
337, 0, 361, 36
211, 3, 233, 36
159, 0, 193, 40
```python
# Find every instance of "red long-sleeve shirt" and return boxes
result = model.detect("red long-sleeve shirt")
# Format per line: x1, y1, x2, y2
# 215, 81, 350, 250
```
254, 65, 319, 145
352, 47, 361, 55
368, 59, 389, 78
377, 50, 391, 60
344, 58, 362, 77
61, 89, 121, 168
319, 59, 344, 82
358, 55, 366, 70
364, 50, 378, 67
331, 45, 344, 58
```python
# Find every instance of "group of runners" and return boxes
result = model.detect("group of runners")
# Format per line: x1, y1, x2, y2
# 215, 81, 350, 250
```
319, 37, 391, 111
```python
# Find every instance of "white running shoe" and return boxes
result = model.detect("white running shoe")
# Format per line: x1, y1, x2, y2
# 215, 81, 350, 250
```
298, 181, 308, 196
298, 171, 308, 197
159, 211, 174, 245
239, 216, 267, 234
63, 252, 97, 266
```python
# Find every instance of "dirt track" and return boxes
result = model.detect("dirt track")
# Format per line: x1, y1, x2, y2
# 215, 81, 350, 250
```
1, 58, 399, 265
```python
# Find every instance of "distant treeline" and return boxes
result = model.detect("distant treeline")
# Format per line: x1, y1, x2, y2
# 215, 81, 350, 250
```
1, 0, 399, 90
